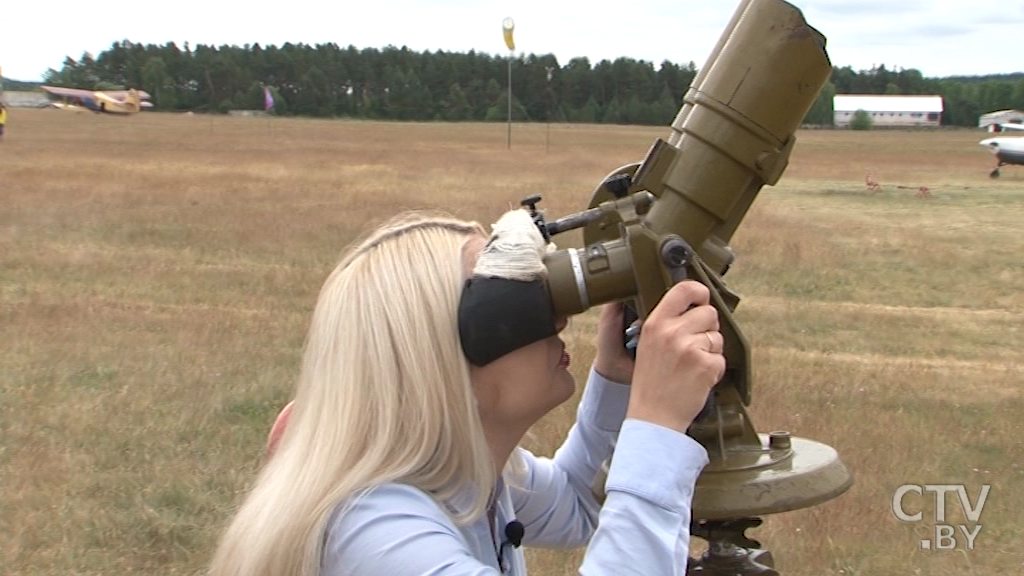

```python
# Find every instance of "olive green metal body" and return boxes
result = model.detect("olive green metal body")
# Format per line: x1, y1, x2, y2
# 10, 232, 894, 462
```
542, 0, 853, 526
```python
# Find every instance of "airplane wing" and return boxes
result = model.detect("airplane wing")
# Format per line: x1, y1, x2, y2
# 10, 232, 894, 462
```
41, 86, 152, 101
992, 123, 1024, 132
102, 90, 153, 100
41, 86, 94, 98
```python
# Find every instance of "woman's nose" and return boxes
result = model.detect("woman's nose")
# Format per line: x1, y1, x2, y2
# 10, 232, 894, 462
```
554, 316, 568, 334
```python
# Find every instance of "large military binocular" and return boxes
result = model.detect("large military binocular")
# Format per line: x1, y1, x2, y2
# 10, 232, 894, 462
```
529, 0, 852, 571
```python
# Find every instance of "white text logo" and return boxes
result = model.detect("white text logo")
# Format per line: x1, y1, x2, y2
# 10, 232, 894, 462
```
892, 484, 990, 550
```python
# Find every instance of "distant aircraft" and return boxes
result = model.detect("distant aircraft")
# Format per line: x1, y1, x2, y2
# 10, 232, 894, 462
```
40, 86, 153, 115
979, 123, 1024, 178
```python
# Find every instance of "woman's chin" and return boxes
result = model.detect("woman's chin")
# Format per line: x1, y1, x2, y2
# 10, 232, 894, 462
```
556, 372, 576, 403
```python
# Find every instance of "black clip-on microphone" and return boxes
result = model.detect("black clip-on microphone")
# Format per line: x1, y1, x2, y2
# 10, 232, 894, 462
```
498, 520, 524, 571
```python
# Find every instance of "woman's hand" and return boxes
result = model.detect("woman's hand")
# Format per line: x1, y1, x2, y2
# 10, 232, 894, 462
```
592, 302, 636, 385
626, 281, 725, 434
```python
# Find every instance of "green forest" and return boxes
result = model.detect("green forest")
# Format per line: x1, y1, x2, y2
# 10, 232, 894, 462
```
19, 40, 1024, 126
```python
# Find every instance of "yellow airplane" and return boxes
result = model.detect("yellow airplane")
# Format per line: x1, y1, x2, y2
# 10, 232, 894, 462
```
41, 86, 153, 114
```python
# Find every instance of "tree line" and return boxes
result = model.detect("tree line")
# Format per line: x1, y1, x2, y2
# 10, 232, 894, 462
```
34, 40, 1024, 127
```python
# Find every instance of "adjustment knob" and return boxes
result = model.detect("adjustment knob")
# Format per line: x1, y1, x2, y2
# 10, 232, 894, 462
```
520, 195, 543, 213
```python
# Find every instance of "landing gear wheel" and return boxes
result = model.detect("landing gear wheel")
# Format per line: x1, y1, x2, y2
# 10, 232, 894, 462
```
989, 169, 1001, 179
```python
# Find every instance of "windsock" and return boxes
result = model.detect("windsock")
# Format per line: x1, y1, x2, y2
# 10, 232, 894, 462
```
502, 17, 515, 51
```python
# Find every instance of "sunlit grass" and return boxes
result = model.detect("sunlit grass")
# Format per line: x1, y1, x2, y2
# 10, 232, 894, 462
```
2, 110, 1021, 575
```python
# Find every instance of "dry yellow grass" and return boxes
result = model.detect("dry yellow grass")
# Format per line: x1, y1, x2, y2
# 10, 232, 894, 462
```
2, 110, 1022, 575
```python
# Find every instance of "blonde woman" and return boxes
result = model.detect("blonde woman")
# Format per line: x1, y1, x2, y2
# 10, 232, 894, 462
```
209, 209, 724, 575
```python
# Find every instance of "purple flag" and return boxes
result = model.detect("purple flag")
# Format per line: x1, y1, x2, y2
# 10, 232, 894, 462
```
264, 86, 274, 112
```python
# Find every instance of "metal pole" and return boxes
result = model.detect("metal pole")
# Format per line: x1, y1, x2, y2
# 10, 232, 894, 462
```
507, 54, 512, 149
546, 66, 554, 154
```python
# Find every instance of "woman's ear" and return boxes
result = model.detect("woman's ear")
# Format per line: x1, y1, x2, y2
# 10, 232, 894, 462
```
265, 401, 295, 458
461, 235, 487, 278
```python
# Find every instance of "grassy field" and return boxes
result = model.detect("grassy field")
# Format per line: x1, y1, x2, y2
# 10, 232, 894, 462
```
2, 109, 1022, 575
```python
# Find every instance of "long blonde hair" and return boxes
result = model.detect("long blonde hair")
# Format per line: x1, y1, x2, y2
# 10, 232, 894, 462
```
209, 213, 493, 576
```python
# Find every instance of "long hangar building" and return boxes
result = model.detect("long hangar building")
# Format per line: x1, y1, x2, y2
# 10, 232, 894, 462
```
833, 95, 944, 127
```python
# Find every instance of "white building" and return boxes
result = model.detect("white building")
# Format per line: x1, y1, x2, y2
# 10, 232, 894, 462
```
978, 109, 1024, 130
0, 90, 51, 108
833, 95, 944, 127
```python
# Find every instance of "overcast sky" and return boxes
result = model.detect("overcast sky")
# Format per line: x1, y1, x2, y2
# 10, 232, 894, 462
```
2, 0, 1022, 82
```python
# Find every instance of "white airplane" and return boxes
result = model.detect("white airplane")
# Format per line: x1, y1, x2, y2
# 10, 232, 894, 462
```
980, 123, 1024, 178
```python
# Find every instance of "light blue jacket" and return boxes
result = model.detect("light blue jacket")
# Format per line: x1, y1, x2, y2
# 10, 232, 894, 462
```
322, 368, 709, 575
